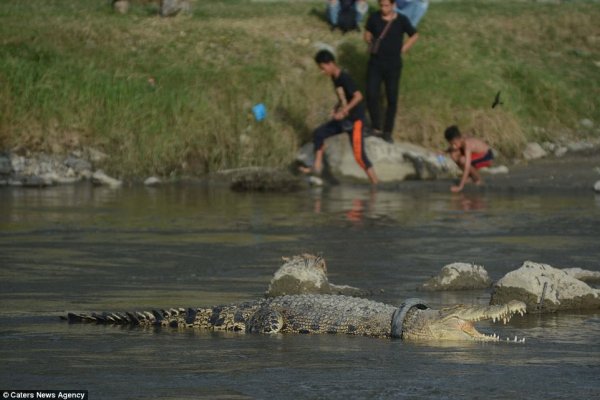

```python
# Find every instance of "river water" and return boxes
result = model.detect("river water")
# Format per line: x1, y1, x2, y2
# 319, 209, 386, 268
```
1, 183, 599, 399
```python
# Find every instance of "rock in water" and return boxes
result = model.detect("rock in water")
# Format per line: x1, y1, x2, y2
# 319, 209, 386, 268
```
265, 254, 369, 298
144, 176, 162, 186
491, 261, 600, 312
220, 167, 304, 192
92, 170, 123, 188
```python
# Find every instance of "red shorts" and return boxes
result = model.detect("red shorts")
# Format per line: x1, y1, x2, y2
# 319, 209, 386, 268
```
471, 150, 494, 169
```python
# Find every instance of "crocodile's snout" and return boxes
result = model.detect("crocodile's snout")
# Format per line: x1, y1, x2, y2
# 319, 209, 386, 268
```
434, 300, 528, 342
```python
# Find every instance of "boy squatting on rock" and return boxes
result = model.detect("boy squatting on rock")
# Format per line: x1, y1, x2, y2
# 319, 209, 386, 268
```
300, 50, 379, 185
444, 125, 494, 193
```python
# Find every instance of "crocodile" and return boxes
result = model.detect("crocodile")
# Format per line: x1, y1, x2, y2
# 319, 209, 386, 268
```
63, 294, 527, 342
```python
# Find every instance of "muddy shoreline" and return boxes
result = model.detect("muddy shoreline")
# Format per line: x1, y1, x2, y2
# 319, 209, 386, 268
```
484, 150, 600, 192
384, 150, 600, 194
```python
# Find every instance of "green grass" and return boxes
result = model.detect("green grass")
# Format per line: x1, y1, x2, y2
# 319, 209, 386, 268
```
1, 0, 598, 177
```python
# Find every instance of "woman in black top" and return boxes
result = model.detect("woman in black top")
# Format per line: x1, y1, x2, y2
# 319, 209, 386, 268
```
364, 0, 419, 143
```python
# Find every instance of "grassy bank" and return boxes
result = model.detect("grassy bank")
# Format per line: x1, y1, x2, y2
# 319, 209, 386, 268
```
1, 0, 598, 177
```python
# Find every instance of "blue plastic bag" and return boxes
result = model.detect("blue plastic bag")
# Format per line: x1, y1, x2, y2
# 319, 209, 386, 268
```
252, 103, 267, 121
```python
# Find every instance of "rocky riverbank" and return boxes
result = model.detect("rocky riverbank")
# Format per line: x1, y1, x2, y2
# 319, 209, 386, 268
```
293, 135, 600, 193
0, 148, 104, 188
1, 135, 599, 192
0, 148, 162, 189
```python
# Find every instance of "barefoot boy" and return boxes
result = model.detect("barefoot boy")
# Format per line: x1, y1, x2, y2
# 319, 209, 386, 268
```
444, 125, 493, 193
301, 50, 378, 185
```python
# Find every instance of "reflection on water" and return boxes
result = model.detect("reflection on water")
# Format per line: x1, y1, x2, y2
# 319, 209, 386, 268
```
450, 192, 488, 211
1, 183, 599, 398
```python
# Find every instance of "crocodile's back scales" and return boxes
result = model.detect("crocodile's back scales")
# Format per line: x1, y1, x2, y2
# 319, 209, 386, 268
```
269, 295, 396, 336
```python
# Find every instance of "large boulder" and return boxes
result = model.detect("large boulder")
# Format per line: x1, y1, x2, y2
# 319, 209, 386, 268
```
296, 136, 455, 183
490, 261, 600, 312
420, 262, 492, 291
265, 254, 369, 298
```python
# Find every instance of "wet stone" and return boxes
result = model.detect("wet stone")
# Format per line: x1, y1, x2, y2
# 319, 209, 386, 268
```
10, 175, 49, 188
0, 153, 11, 175
64, 156, 92, 173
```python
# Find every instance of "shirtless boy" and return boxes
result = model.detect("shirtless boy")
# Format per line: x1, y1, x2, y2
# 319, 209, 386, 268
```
444, 125, 493, 193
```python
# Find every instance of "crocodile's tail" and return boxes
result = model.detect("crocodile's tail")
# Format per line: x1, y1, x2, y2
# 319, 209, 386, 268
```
61, 307, 198, 328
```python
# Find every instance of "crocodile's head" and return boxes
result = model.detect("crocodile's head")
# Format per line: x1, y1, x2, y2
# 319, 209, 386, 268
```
397, 300, 527, 342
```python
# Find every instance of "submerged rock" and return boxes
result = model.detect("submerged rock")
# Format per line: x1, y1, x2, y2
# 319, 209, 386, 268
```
421, 262, 492, 291
594, 180, 600, 193
491, 261, 600, 312
265, 254, 369, 298
219, 167, 305, 192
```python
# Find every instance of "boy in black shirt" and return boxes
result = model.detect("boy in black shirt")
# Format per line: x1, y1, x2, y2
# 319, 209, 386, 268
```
300, 50, 378, 185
